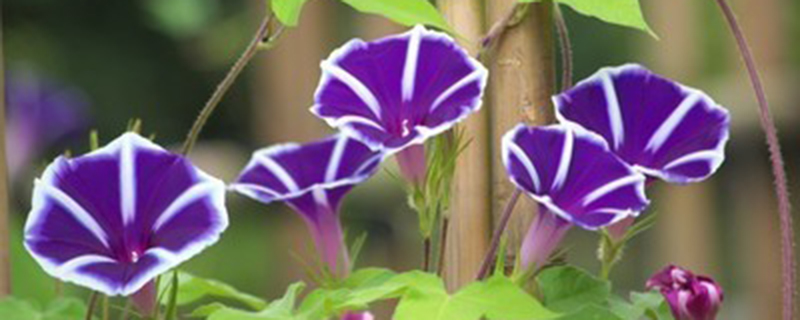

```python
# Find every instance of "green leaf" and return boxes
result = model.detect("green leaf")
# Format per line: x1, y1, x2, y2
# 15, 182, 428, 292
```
537, 266, 611, 313
393, 271, 557, 320
608, 291, 672, 320
339, 0, 453, 33
556, 305, 624, 320
0, 297, 39, 320
201, 282, 307, 320
42, 298, 89, 320
0, 297, 89, 320
271, 0, 308, 27
159, 271, 267, 310
520, 0, 656, 37
459, 276, 559, 320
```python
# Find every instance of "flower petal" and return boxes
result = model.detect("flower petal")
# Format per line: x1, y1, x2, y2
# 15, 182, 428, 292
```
230, 134, 383, 216
554, 64, 730, 184
24, 132, 228, 296
502, 124, 649, 229
311, 25, 487, 154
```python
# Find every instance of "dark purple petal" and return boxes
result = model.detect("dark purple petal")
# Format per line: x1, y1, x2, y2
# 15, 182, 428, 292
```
311, 25, 487, 154
23, 133, 228, 296
230, 134, 383, 214
554, 64, 730, 184
502, 124, 649, 230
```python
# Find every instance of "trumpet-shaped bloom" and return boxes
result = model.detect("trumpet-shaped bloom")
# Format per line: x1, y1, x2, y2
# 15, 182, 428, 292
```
502, 124, 649, 230
230, 135, 383, 274
24, 133, 228, 296
554, 64, 730, 184
311, 25, 488, 155
647, 265, 724, 320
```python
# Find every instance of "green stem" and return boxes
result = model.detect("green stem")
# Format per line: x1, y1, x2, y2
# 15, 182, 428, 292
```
180, 13, 278, 155
85, 291, 99, 320
102, 295, 109, 320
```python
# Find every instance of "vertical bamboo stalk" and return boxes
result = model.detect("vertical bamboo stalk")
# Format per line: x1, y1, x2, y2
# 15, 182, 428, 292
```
486, 0, 555, 255
0, 8, 10, 296
438, 0, 490, 290
644, 0, 719, 273
253, 1, 329, 143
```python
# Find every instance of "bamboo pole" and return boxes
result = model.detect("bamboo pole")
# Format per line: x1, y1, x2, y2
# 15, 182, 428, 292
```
253, 1, 329, 143
486, 0, 555, 255
644, 0, 719, 274
0, 8, 10, 296
438, 0, 490, 290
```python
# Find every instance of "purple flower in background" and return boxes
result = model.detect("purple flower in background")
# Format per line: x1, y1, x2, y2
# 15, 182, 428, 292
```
341, 311, 374, 320
23, 133, 228, 296
230, 135, 383, 275
311, 25, 487, 185
554, 64, 730, 184
502, 124, 649, 269
647, 265, 724, 320
6, 68, 89, 180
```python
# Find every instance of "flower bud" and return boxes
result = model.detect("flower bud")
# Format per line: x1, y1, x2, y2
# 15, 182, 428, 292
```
647, 265, 724, 320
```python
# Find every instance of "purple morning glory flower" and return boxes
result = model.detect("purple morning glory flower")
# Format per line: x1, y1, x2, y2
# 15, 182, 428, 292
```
230, 135, 383, 275
647, 265, 724, 320
554, 64, 730, 184
6, 68, 89, 180
310, 25, 487, 184
502, 124, 649, 269
23, 132, 228, 296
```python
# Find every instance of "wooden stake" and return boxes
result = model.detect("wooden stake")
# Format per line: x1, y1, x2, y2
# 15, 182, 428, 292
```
486, 0, 555, 255
438, 0, 491, 290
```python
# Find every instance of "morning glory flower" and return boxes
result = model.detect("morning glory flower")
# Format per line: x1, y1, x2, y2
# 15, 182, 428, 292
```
502, 124, 649, 269
6, 68, 89, 180
647, 265, 724, 320
311, 25, 487, 184
230, 135, 383, 275
23, 132, 228, 296
554, 64, 730, 184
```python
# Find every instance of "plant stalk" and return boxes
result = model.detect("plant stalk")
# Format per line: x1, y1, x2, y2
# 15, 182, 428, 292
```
181, 13, 277, 155
713, 1, 795, 319
0, 7, 11, 297
85, 291, 100, 320
476, 189, 522, 280
438, 0, 491, 290
553, 4, 573, 91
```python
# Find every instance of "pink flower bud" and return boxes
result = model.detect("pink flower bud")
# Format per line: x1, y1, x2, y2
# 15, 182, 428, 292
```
647, 265, 724, 320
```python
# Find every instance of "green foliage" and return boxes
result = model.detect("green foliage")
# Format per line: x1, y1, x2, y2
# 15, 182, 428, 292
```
521, 0, 656, 37
0, 297, 89, 320
270, 0, 308, 27
180, 268, 555, 320
392, 271, 557, 320
199, 283, 306, 320
608, 291, 673, 320
339, 0, 453, 33
536, 266, 671, 320
537, 266, 611, 313
158, 271, 267, 310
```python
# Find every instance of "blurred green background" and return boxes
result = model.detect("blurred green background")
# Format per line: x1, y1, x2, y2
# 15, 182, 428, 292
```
4, 0, 799, 319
